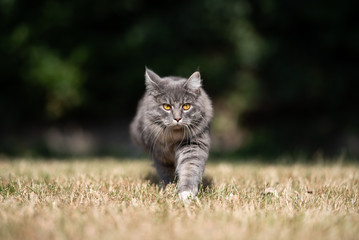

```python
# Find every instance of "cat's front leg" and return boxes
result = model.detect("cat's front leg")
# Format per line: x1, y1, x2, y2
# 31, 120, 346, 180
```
175, 141, 209, 201
153, 159, 176, 186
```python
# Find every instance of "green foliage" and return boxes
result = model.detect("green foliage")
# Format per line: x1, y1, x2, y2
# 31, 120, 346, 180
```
26, 46, 85, 118
0, 0, 358, 157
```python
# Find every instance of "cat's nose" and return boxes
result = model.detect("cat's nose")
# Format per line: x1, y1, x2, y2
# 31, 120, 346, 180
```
174, 118, 182, 122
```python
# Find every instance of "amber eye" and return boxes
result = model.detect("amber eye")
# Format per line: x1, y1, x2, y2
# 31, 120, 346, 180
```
182, 103, 191, 110
163, 104, 171, 110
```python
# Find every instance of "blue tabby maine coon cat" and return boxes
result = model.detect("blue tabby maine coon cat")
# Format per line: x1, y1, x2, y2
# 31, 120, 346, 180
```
130, 68, 213, 201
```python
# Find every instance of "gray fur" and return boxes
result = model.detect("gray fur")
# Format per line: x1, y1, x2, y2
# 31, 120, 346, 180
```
130, 68, 213, 198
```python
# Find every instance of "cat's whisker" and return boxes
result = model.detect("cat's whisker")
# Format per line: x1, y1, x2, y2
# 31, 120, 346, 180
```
140, 120, 163, 137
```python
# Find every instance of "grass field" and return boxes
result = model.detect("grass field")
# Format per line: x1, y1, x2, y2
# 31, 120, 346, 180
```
0, 158, 358, 240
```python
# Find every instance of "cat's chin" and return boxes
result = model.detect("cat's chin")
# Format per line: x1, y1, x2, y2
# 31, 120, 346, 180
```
171, 125, 184, 131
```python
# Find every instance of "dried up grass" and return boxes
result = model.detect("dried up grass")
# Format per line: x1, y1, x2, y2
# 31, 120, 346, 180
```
0, 158, 358, 240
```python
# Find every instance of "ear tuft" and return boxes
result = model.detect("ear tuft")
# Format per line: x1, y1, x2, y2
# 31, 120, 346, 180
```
145, 67, 161, 91
185, 71, 202, 91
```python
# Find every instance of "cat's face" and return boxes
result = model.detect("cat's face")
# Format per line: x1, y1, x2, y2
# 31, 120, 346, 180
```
145, 69, 204, 131
156, 92, 199, 130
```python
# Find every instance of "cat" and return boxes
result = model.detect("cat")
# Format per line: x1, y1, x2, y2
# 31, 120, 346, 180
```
130, 68, 213, 201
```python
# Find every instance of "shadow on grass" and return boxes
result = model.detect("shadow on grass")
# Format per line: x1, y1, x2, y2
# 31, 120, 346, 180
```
144, 172, 214, 190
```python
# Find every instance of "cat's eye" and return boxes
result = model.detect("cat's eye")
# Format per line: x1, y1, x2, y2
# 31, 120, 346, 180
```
163, 104, 171, 110
182, 103, 191, 110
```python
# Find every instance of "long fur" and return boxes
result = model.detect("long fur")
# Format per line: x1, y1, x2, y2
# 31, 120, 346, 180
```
130, 68, 213, 198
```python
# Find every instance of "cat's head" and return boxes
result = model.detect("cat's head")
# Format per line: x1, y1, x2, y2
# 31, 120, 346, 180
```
144, 68, 209, 131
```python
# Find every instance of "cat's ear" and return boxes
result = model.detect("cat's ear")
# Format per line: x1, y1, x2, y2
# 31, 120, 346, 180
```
145, 67, 161, 91
185, 71, 202, 93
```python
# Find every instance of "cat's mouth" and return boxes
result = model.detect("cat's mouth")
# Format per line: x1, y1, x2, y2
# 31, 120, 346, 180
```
171, 124, 184, 130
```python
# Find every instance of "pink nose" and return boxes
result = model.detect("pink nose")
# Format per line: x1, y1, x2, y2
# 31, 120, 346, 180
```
174, 118, 181, 122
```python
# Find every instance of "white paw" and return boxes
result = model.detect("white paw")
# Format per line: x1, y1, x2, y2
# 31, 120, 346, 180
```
178, 191, 196, 204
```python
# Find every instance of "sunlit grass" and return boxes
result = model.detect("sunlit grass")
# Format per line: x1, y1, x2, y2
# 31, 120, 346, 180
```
0, 158, 358, 240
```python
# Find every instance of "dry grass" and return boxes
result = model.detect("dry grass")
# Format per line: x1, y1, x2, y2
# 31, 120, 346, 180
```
0, 158, 358, 240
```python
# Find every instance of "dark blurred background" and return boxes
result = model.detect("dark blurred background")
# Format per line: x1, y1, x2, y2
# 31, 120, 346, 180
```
1, 0, 358, 159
